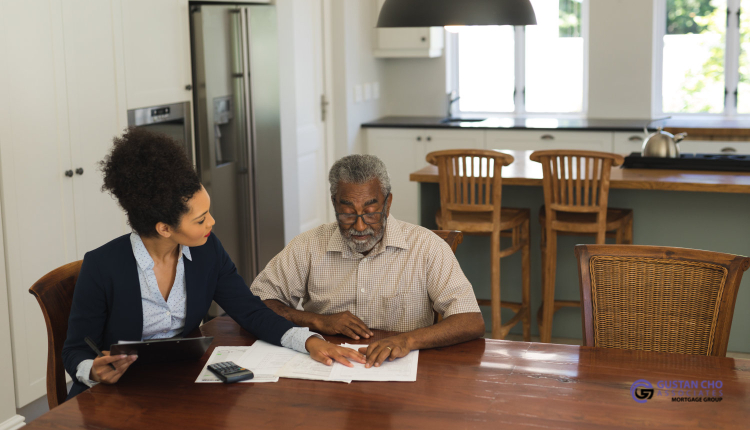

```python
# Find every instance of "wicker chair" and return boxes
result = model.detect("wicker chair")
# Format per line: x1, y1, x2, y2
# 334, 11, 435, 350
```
28, 260, 83, 408
575, 244, 750, 357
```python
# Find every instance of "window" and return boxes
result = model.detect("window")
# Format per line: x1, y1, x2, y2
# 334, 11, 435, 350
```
455, 0, 587, 115
657, 0, 750, 115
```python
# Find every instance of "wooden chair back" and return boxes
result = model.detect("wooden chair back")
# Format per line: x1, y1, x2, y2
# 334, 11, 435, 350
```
28, 260, 83, 409
426, 149, 514, 233
575, 245, 750, 357
530, 150, 624, 239
431, 230, 464, 253
432, 230, 464, 323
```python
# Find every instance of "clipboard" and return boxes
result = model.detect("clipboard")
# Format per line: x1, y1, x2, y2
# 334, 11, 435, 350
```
110, 336, 214, 365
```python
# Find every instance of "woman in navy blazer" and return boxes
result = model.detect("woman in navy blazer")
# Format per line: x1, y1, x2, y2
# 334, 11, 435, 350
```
62, 128, 363, 400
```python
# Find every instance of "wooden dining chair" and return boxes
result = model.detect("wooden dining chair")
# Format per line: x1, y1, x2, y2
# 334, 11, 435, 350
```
530, 150, 633, 343
432, 229, 464, 253
28, 260, 83, 409
575, 245, 750, 357
427, 149, 530, 340
432, 230, 464, 323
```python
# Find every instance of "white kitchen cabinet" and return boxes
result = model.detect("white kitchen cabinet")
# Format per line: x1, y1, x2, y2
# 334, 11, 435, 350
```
613, 131, 647, 155
365, 128, 484, 225
120, 0, 193, 109
374, 27, 445, 58
678, 139, 750, 155
366, 129, 425, 224
485, 130, 614, 152
0, 0, 129, 407
373, 0, 444, 58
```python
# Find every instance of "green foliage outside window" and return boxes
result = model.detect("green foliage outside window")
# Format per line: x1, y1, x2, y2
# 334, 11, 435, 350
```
667, 0, 717, 34
559, 0, 582, 37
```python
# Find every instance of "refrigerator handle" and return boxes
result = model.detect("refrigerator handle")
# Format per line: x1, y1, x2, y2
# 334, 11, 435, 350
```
238, 8, 259, 278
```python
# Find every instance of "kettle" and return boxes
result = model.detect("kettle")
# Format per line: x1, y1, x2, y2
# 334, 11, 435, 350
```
641, 126, 687, 158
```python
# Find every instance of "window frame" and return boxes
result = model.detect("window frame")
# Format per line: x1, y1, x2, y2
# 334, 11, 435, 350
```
653, 0, 745, 117
451, 0, 590, 118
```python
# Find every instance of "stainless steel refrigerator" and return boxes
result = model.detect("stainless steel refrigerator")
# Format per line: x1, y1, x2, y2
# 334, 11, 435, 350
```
190, 3, 285, 291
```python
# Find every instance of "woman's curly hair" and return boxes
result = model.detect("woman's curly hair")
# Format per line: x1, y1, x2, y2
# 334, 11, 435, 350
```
100, 127, 202, 237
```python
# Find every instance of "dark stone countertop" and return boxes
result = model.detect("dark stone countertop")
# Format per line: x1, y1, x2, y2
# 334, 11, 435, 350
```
361, 116, 750, 132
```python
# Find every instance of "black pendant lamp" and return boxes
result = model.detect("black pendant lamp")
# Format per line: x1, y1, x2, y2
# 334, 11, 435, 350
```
377, 0, 537, 28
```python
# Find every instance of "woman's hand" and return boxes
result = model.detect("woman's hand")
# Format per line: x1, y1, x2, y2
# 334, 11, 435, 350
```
90, 351, 138, 384
305, 336, 366, 367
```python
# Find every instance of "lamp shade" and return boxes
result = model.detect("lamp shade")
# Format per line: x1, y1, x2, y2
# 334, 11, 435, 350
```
376, 0, 537, 27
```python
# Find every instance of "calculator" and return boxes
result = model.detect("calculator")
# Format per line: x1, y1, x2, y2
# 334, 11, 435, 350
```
207, 361, 254, 383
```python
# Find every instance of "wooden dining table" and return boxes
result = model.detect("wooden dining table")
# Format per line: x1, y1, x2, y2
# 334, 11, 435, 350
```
24, 316, 750, 429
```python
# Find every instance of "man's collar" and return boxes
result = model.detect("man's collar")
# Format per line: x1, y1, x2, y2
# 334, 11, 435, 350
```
326, 215, 409, 258
130, 232, 192, 271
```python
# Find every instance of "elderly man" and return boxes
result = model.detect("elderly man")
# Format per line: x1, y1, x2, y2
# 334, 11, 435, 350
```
251, 154, 484, 367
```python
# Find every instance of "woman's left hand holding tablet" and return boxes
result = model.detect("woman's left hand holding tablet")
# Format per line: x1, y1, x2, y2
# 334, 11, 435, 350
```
90, 351, 138, 384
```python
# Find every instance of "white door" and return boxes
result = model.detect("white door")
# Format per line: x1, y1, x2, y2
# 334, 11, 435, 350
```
0, 0, 78, 407
293, 0, 329, 233
63, 0, 130, 258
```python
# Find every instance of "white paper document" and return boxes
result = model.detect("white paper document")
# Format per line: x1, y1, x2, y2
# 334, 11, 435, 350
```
277, 354, 352, 383
330, 344, 419, 382
195, 346, 279, 383
195, 341, 419, 383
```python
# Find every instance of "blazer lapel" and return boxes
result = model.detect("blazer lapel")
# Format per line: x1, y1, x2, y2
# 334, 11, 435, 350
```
183, 256, 201, 334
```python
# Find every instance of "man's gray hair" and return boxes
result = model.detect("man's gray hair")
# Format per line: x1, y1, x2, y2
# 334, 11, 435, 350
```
329, 154, 391, 198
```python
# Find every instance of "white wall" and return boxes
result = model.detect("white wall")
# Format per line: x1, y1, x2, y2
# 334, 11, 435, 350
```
587, 0, 653, 119
383, 57, 447, 117
379, 0, 656, 120
330, 0, 386, 158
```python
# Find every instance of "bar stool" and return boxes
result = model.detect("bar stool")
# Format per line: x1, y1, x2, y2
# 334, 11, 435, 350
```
426, 149, 531, 340
530, 150, 633, 343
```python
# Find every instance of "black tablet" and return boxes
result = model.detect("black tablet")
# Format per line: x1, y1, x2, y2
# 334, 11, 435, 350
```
110, 336, 214, 365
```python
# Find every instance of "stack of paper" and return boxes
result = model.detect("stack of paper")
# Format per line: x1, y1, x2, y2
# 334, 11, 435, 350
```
195, 341, 419, 383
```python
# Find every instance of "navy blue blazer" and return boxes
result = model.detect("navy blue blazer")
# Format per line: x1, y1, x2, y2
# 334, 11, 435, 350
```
62, 233, 296, 399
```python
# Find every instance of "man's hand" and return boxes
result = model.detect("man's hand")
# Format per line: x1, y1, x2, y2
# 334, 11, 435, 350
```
90, 351, 138, 384
358, 335, 411, 368
305, 336, 366, 367
313, 311, 373, 340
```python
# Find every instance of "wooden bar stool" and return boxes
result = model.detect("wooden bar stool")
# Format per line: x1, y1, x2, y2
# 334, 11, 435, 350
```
426, 149, 531, 340
530, 150, 633, 343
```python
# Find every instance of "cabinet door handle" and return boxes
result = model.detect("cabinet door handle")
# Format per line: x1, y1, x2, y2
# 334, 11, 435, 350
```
426, 136, 432, 141
64, 170, 74, 177
421, 37, 426, 42
540, 134, 554, 140
416, 136, 422, 141
185, 84, 193, 90
628, 135, 643, 142
721, 147, 737, 153
75, 168, 84, 175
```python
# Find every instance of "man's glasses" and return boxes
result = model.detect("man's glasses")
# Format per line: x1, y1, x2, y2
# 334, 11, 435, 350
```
334, 193, 389, 226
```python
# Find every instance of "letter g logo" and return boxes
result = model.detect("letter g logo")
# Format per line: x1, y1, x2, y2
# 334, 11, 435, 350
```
631, 379, 654, 403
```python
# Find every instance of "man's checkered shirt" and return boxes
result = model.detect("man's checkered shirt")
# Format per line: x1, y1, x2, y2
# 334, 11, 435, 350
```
251, 216, 480, 332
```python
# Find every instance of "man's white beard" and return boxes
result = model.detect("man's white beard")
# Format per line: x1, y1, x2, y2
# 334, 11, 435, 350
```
341, 218, 387, 253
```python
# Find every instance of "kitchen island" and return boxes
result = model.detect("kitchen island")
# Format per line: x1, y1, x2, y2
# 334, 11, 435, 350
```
410, 150, 750, 353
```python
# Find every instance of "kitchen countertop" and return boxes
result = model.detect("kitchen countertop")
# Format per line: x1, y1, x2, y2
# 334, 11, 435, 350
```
409, 149, 750, 194
362, 116, 750, 132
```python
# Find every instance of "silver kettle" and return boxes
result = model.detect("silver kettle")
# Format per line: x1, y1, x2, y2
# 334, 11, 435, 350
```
641, 126, 687, 158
